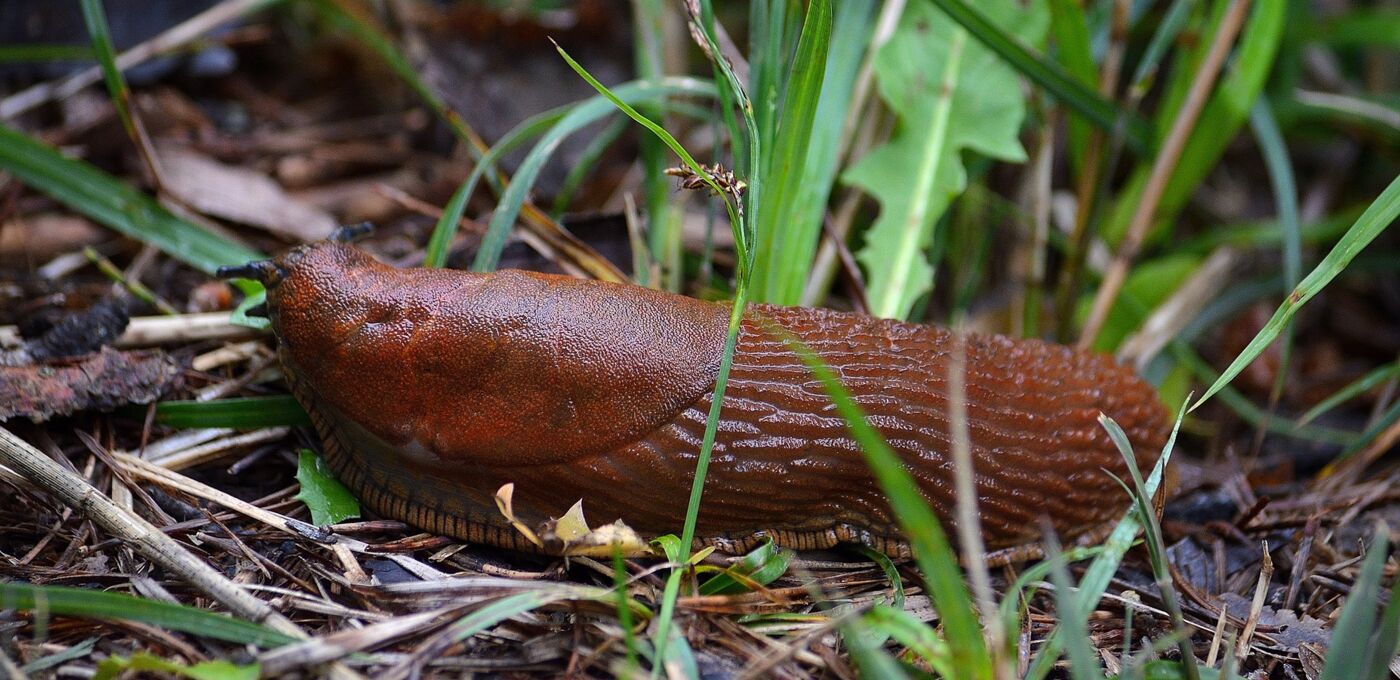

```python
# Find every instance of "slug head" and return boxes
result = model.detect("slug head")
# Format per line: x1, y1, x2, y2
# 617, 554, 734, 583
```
216, 223, 373, 295
224, 225, 731, 469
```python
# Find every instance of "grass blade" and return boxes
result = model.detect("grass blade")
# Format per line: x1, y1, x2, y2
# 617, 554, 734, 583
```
1319, 524, 1393, 680
0, 583, 296, 648
1300, 361, 1400, 425
474, 73, 720, 273
1044, 534, 1100, 680
749, 0, 832, 305
0, 44, 93, 62
0, 124, 263, 275
147, 396, 311, 428
553, 37, 755, 676
862, 605, 953, 675
631, 0, 674, 289
1105, 0, 1286, 246
843, 610, 911, 679
1047, 0, 1095, 175
1027, 398, 1186, 679
310, 0, 488, 156
1193, 173, 1400, 410
424, 103, 572, 267
79, 0, 142, 154
698, 540, 791, 596
783, 329, 990, 675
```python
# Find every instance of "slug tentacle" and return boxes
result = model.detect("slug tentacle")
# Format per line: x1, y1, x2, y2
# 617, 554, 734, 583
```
254, 237, 1171, 561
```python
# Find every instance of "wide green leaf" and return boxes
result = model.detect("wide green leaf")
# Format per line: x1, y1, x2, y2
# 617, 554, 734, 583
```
844, 0, 1046, 319
294, 449, 360, 526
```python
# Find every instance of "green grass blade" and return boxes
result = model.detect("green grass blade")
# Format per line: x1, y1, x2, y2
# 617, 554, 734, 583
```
861, 605, 953, 675
0, 583, 296, 648
427, 77, 716, 272
310, 0, 485, 156
79, 0, 140, 148
1249, 101, 1302, 288
1101, 415, 1198, 679
424, 104, 573, 267
1127, 0, 1194, 97
1045, 536, 1101, 680
1193, 173, 1400, 410
612, 548, 640, 670
1307, 9, 1400, 48
0, 124, 264, 275
1361, 555, 1400, 680
926, 0, 1149, 153
21, 638, 97, 675
447, 589, 612, 643
783, 331, 990, 675
857, 546, 907, 609
552, 46, 744, 269
552, 111, 630, 218
1169, 344, 1357, 446
95, 652, 257, 680
652, 290, 748, 674
0, 44, 93, 62
632, 0, 673, 289
147, 396, 311, 428
1339, 399, 1400, 459
749, 0, 832, 305
1047, 0, 1095, 175
698, 540, 791, 595
843, 612, 912, 679
1320, 524, 1392, 680
1105, 0, 1286, 246
693, 0, 761, 267
1300, 361, 1400, 425
556, 30, 755, 675
1027, 399, 1186, 679
997, 545, 1101, 635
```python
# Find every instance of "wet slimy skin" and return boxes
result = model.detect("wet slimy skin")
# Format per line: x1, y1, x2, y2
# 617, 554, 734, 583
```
228, 232, 1170, 561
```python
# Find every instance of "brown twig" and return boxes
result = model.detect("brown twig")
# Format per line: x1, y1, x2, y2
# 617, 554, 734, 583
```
946, 322, 1011, 678
0, 426, 336, 652
1078, 0, 1255, 349
1052, 0, 1130, 341
1236, 542, 1273, 661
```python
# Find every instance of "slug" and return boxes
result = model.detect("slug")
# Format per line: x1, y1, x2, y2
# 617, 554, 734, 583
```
222, 227, 1170, 562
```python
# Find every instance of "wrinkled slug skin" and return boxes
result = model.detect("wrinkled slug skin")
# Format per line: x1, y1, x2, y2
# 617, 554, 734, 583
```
267, 241, 1171, 557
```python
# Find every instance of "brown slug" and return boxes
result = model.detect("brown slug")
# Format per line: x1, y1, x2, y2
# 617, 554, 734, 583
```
222, 226, 1170, 561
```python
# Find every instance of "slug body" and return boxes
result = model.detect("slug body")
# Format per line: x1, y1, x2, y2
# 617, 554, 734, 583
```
258, 240, 1170, 559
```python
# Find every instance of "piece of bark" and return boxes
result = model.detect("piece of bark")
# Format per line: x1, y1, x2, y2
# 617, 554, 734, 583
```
0, 347, 181, 422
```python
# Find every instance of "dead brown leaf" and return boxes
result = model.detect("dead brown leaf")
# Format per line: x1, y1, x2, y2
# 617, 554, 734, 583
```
155, 142, 336, 242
